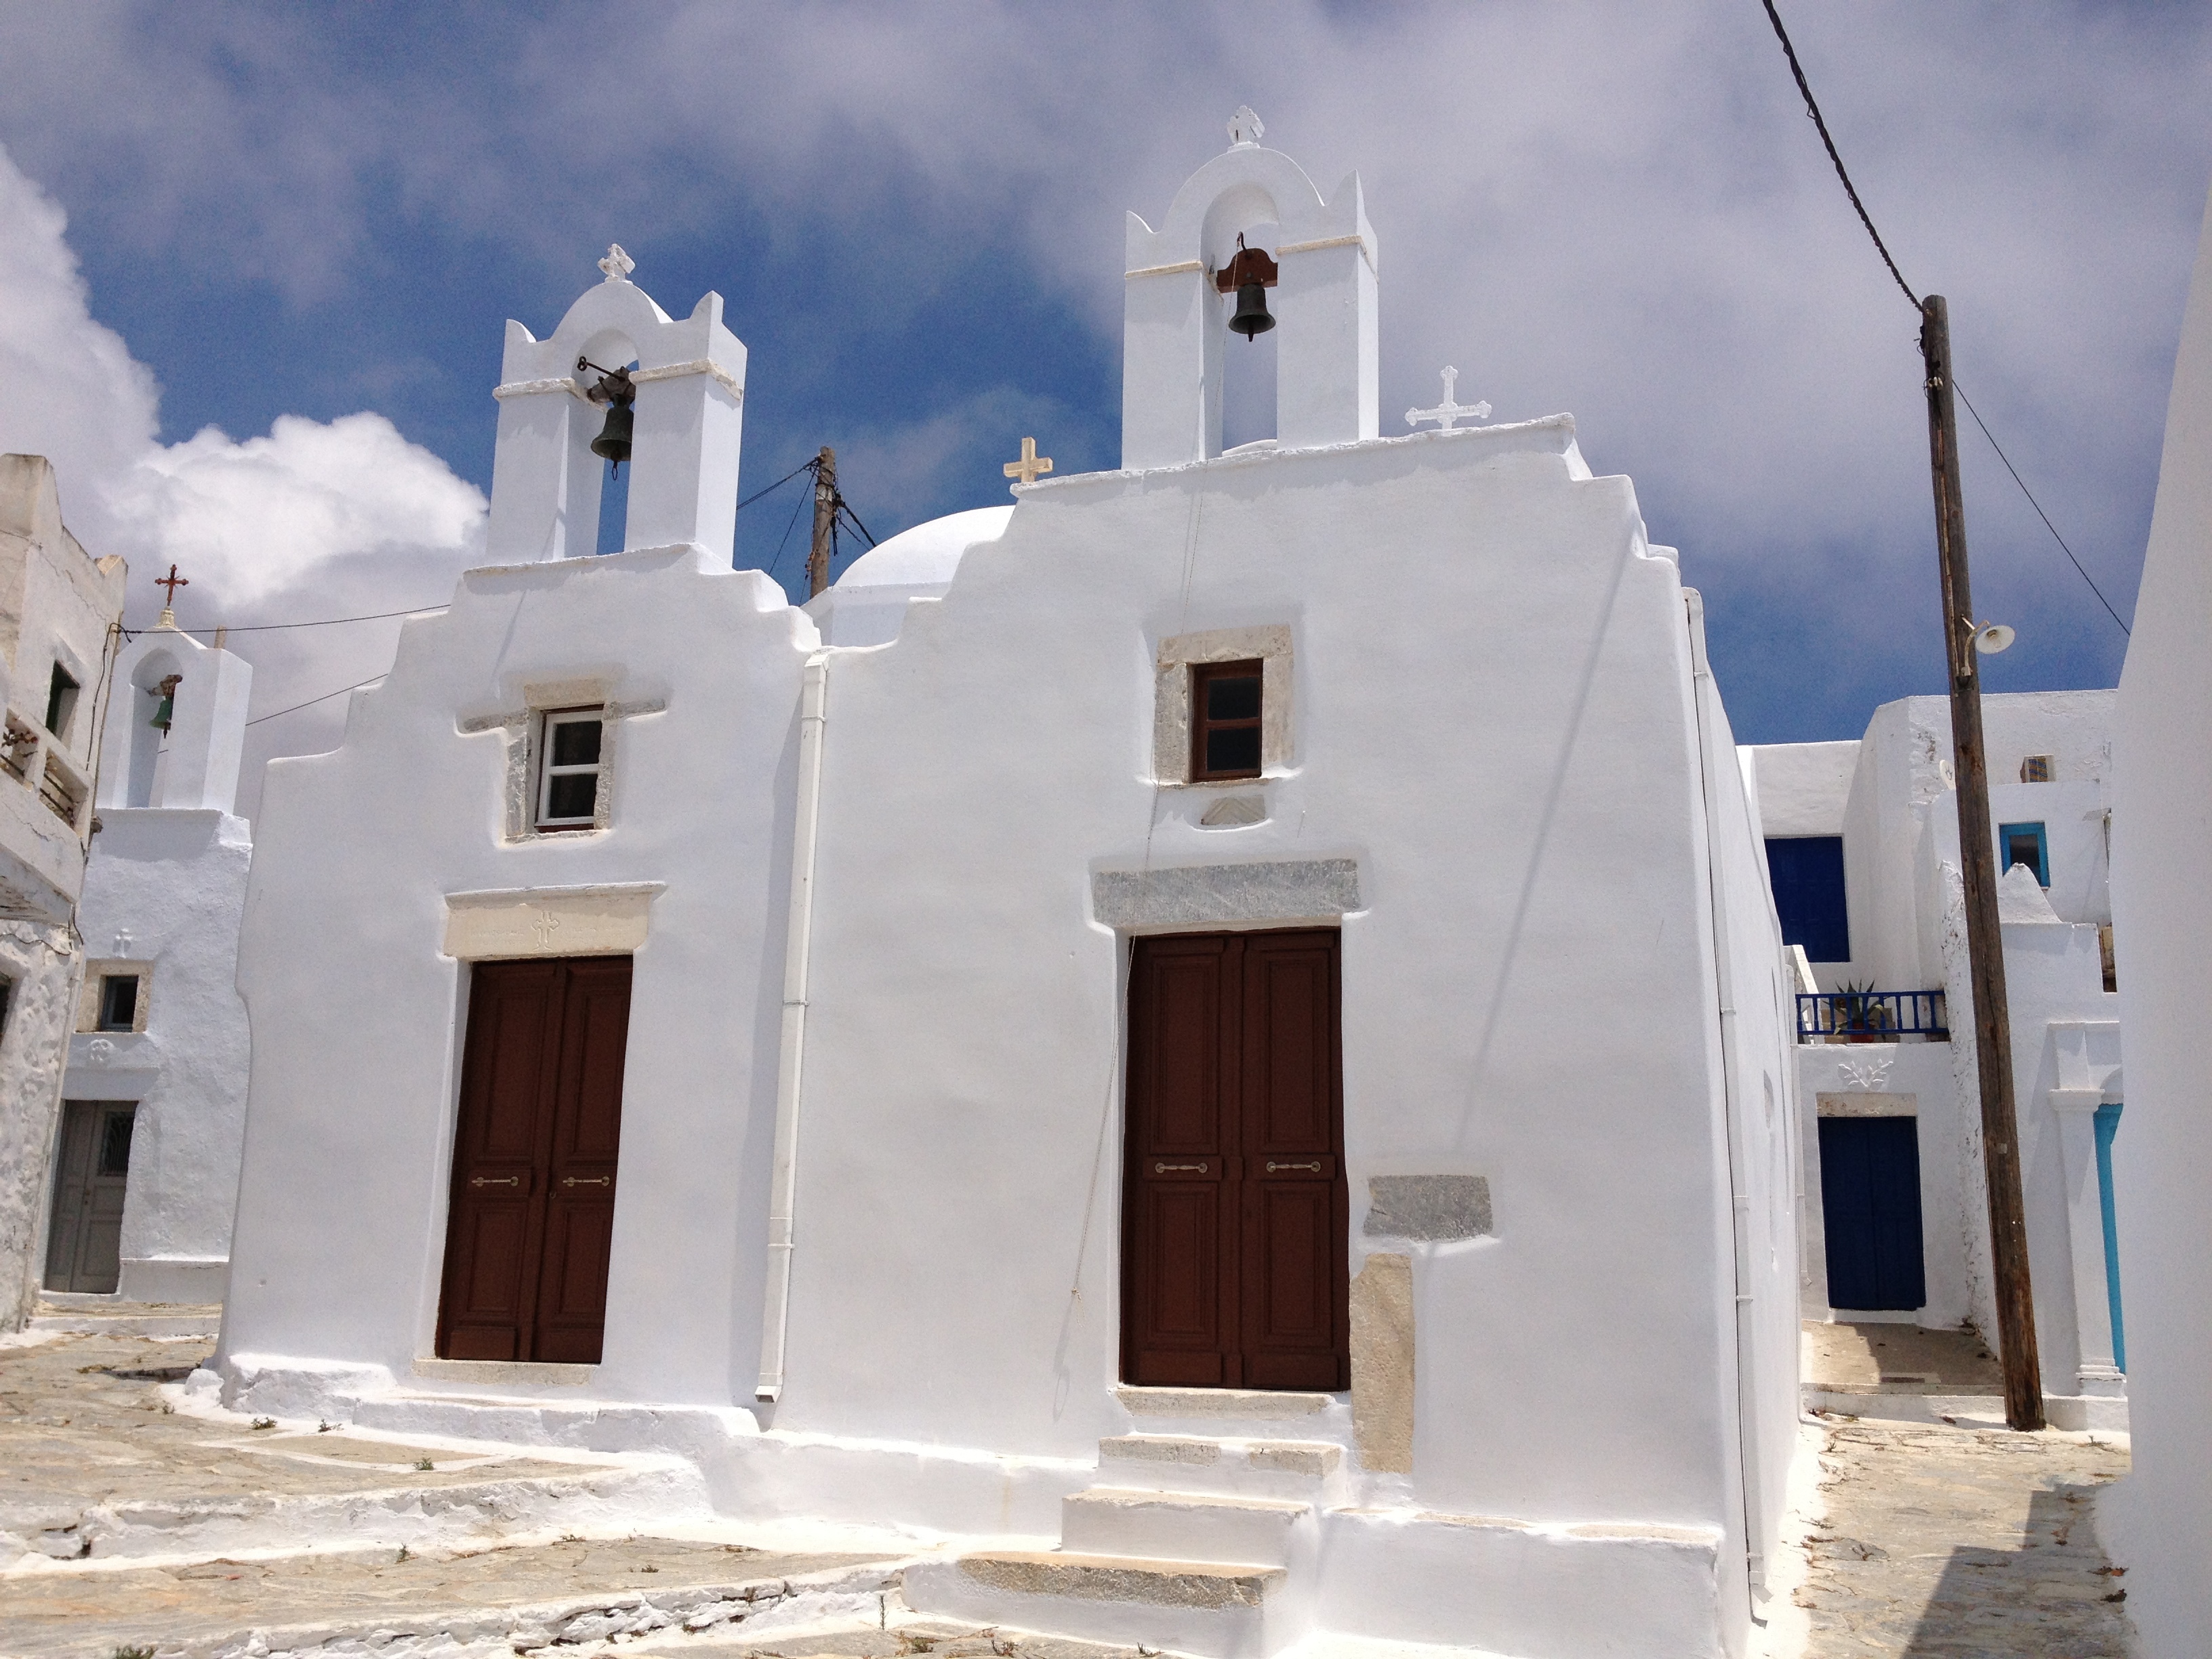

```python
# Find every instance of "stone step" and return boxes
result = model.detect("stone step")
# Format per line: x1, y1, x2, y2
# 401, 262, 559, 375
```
30, 1296, 224, 1339
903, 1550, 1290, 1659
1097, 1434, 1346, 1503
1061, 1487, 1311, 1568
1113, 1385, 1347, 1442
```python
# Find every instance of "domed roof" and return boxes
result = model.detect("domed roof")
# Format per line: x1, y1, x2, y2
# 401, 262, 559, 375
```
834, 506, 1013, 590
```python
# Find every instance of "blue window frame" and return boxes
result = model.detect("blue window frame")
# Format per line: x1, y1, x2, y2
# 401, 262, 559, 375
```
1765, 836, 1851, 962
1998, 821, 2049, 887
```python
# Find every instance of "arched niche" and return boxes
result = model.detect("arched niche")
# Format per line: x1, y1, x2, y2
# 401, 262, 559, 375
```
1122, 137, 1378, 469
125, 646, 185, 809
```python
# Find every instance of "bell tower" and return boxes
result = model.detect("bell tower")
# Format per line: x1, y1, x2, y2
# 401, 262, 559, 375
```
485, 247, 749, 563
1122, 110, 1378, 470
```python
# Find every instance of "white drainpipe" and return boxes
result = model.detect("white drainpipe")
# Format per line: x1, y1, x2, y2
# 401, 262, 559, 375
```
756, 650, 830, 1402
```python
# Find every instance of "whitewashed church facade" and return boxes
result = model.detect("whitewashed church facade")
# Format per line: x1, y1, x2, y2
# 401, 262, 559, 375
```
216, 121, 1802, 1659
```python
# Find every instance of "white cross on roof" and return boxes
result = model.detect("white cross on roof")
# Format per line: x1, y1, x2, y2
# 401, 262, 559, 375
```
598, 244, 635, 283
1406, 366, 1492, 432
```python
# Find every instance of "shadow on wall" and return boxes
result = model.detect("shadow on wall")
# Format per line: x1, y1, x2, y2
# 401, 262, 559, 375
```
1900, 1483, 2129, 1656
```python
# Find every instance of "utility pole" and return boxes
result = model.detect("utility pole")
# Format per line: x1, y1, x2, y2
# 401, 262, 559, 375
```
1921, 294, 2044, 1432
806, 446, 837, 600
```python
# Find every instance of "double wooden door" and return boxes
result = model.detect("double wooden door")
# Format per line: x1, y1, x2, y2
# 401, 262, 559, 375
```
1818, 1115, 1927, 1312
1123, 929, 1349, 1390
436, 956, 632, 1364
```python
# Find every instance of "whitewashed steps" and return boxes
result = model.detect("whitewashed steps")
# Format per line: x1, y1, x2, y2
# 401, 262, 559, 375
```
1062, 1487, 1310, 1568
1098, 1434, 1346, 1504
903, 1549, 1288, 1659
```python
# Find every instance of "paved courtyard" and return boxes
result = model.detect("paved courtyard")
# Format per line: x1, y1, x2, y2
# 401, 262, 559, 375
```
0, 1330, 2144, 1658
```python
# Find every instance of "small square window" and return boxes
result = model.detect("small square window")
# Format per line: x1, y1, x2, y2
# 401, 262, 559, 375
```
98, 974, 140, 1032
1191, 660, 1264, 782
1998, 821, 2049, 888
537, 710, 605, 830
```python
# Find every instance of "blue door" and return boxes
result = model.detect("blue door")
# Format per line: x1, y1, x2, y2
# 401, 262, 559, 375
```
2095, 1103, 2125, 1372
1819, 1115, 1927, 1311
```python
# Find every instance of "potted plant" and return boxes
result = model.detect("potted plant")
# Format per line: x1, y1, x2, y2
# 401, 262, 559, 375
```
1835, 980, 1893, 1043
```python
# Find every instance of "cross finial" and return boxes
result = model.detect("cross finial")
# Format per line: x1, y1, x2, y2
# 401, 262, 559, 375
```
1405, 366, 1492, 432
155, 563, 189, 628
1003, 434, 1054, 492
1228, 106, 1265, 148
598, 243, 635, 283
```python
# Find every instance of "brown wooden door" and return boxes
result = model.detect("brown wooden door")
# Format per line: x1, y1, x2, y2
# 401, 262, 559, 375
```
43, 1101, 135, 1294
1123, 929, 1347, 1390
436, 956, 631, 1363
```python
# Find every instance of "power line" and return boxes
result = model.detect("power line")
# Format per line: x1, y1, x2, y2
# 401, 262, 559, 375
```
1952, 381, 2131, 636
1758, 0, 2130, 640
245, 674, 386, 727
1759, 0, 1919, 307
127, 603, 446, 640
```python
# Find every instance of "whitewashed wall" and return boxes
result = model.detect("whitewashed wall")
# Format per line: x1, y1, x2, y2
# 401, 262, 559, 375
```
2103, 180, 2212, 1658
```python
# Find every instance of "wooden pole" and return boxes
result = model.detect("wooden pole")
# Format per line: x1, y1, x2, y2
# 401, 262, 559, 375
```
806, 447, 837, 599
1920, 294, 2044, 1431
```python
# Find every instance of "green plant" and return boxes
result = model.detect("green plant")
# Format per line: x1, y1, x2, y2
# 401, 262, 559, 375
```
414, 1458, 434, 1471
113, 1647, 156, 1659
1835, 981, 1892, 1036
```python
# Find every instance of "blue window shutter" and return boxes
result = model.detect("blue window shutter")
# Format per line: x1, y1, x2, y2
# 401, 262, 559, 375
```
1765, 836, 1851, 962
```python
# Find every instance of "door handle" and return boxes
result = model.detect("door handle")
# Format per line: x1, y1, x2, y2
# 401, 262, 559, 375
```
1153, 1161, 1208, 1174
469, 1175, 521, 1189
1265, 1160, 1324, 1174
561, 1175, 612, 1189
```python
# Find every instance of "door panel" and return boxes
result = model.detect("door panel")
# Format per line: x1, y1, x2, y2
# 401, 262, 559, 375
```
1818, 1115, 1927, 1311
44, 1101, 135, 1294
1124, 930, 1347, 1391
436, 956, 631, 1364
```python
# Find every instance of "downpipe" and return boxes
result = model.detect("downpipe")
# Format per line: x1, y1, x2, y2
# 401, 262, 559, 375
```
756, 651, 830, 1402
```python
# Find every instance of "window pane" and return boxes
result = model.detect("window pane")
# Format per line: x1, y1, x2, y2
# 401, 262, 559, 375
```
552, 719, 602, 766
1206, 726, 1262, 775
100, 975, 138, 1031
1205, 673, 1262, 722
98, 1111, 134, 1177
546, 773, 598, 821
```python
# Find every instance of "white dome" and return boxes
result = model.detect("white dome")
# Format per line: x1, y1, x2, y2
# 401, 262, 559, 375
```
834, 506, 1013, 590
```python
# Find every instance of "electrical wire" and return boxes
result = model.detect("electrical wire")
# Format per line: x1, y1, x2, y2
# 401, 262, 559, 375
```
1758, 0, 2131, 640
245, 674, 387, 727
132, 604, 445, 640
1759, 0, 1919, 308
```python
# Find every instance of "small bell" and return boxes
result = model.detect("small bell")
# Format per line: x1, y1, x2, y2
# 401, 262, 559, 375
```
150, 674, 181, 732
1213, 235, 1279, 342
578, 357, 638, 471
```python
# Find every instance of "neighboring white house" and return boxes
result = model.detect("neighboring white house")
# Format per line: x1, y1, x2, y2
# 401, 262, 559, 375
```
1747, 691, 2126, 1430
47, 621, 254, 1307
214, 119, 1801, 1659
2102, 180, 2212, 1659
0, 454, 126, 1332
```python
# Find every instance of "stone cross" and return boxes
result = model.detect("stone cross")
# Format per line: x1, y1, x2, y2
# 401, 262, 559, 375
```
1003, 435, 1054, 489
1405, 366, 1491, 432
599, 244, 635, 283
530, 906, 562, 949
1228, 106, 1265, 148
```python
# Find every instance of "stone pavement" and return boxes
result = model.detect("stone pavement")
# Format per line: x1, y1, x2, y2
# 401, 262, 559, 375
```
1774, 1412, 2135, 1657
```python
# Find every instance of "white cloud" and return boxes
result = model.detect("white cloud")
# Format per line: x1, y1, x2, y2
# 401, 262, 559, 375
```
0, 140, 485, 816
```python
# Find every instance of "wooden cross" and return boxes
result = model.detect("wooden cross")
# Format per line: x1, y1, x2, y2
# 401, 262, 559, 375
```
1405, 366, 1492, 432
1003, 435, 1054, 489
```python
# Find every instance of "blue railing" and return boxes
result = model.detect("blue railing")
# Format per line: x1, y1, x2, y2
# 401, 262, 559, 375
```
1796, 990, 1948, 1043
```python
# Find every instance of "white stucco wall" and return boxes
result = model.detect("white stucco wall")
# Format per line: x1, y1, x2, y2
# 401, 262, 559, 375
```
2104, 180, 2212, 1658
66, 808, 253, 1303
0, 919, 81, 1328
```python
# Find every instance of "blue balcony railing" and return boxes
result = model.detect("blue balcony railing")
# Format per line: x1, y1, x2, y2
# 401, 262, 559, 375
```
1796, 990, 1949, 1044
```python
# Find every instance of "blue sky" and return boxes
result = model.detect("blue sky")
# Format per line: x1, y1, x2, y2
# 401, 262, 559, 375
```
0, 2, 2206, 813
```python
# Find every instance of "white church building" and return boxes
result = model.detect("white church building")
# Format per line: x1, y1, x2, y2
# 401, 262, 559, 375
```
215, 119, 1803, 1659
43, 620, 255, 1307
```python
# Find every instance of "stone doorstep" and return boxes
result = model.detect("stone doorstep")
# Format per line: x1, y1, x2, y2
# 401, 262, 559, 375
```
1112, 1386, 1334, 1420
1060, 1488, 1311, 1570
1097, 1435, 1343, 1502
945, 1551, 1285, 1611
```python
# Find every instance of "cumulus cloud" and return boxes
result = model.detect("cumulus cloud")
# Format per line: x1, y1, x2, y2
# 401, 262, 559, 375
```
0, 142, 485, 817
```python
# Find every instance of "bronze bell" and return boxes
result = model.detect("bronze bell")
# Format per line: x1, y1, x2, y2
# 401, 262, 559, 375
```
1214, 236, 1279, 341
579, 357, 637, 470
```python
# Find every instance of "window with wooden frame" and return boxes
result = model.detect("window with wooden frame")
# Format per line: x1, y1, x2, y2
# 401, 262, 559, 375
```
535, 709, 605, 831
1190, 659, 1265, 782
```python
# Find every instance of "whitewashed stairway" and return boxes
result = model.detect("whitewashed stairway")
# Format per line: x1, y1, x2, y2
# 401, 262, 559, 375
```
904, 1387, 1349, 1659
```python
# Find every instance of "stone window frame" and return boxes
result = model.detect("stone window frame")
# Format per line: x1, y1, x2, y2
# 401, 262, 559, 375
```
77, 959, 152, 1034
534, 707, 607, 832
1153, 625, 1293, 787
462, 678, 665, 844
